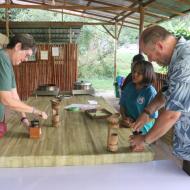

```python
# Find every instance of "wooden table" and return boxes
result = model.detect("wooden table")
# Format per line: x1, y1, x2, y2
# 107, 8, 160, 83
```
0, 95, 154, 167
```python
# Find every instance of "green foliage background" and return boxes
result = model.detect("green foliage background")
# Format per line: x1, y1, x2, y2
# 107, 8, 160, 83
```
1, 9, 190, 90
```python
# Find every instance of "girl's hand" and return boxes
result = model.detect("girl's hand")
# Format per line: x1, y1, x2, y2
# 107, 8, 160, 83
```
120, 117, 134, 127
130, 112, 149, 131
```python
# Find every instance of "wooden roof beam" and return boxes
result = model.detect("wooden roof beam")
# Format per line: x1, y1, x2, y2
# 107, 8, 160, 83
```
84, 0, 137, 17
114, 0, 140, 20
176, 0, 190, 6
16, 0, 138, 25
11, 0, 117, 22
84, 0, 127, 7
47, 8, 137, 27
0, 21, 130, 28
52, 9, 139, 27
116, 0, 156, 22
0, 3, 139, 12
148, 2, 187, 16
146, 7, 190, 28
145, 11, 170, 19
127, 15, 152, 24
18, 0, 121, 16
17, 0, 124, 26
82, 1, 91, 14
4, 0, 138, 27
56, 0, 120, 15
102, 25, 115, 39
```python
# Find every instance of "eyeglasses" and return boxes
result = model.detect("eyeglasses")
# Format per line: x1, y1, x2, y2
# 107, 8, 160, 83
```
23, 50, 33, 59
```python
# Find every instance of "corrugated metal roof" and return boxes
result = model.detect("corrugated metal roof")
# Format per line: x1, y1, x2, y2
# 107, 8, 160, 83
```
0, 0, 187, 29
0, 22, 82, 43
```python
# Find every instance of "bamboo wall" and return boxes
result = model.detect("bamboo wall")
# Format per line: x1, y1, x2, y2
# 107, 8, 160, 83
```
154, 72, 167, 93
13, 43, 78, 100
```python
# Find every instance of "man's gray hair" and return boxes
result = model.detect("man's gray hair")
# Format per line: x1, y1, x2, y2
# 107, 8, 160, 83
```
140, 25, 173, 45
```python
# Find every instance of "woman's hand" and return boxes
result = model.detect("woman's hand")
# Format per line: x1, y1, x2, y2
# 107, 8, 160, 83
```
21, 117, 31, 127
33, 108, 48, 120
39, 111, 48, 120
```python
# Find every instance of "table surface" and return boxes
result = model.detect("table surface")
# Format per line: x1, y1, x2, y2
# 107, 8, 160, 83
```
0, 95, 154, 167
0, 160, 189, 190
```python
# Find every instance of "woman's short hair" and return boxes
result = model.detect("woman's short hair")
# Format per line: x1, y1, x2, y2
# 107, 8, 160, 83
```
7, 34, 36, 53
132, 60, 156, 86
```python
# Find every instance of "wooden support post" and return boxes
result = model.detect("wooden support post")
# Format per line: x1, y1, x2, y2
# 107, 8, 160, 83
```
114, 22, 118, 80
5, 0, 10, 38
69, 28, 72, 43
117, 21, 124, 39
139, 4, 144, 54
102, 25, 115, 39
62, 9, 64, 22
48, 27, 51, 43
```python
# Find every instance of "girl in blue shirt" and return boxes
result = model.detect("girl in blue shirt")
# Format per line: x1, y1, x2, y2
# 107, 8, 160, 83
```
120, 60, 158, 135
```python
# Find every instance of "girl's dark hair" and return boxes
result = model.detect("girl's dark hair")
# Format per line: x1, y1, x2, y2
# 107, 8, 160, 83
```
132, 60, 156, 86
132, 54, 145, 63
7, 34, 36, 53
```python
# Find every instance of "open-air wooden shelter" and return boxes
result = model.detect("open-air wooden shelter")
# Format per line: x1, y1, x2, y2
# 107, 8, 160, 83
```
0, 0, 190, 182
0, 0, 190, 99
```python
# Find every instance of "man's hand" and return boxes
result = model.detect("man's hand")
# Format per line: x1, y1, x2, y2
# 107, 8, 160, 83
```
130, 112, 149, 131
129, 134, 146, 147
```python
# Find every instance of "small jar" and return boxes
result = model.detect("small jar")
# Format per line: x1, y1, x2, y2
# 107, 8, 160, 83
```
31, 119, 39, 128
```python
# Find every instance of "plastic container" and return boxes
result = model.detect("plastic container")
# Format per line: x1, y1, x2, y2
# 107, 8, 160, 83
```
114, 81, 120, 98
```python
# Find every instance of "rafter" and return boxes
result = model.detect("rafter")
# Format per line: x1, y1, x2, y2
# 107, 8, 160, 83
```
116, 0, 156, 22
0, 21, 119, 28
16, 0, 116, 21
0, 0, 189, 31
176, 0, 190, 6
0, 3, 139, 12
145, 11, 169, 19
146, 7, 190, 28
148, 2, 186, 16
82, 1, 91, 14
62, 0, 120, 15
102, 25, 115, 39
4, 0, 139, 28
114, 0, 140, 20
